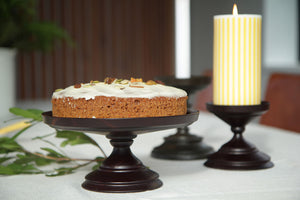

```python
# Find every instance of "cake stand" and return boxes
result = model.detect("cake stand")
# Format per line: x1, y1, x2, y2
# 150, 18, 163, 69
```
151, 76, 214, 160
204, 102, 274, 170
42, 110, 199, 193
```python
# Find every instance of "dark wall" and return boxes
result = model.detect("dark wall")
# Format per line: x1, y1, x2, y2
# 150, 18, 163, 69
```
17, 0, 175, 99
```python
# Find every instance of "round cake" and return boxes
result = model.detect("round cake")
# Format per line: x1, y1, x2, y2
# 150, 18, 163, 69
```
52, 78, 188, 119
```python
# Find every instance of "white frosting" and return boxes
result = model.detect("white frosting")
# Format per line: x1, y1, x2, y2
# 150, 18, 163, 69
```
52, 81, 187, 100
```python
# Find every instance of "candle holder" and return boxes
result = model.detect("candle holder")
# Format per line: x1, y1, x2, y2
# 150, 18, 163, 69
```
151, 76, 214, 160
42, 110, 199, 193
204, 101, 274, 170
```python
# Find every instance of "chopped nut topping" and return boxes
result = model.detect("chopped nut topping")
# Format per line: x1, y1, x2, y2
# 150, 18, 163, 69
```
104, 77, 116, 84
130, 77, 143, 83
120, 80, 129, 84
74, 83, 82, 88
114, 79, 123, 84
155, 80, 165, 85
89, 80, 99, 86
146, 80, 157, 85
55, 88, 63, 92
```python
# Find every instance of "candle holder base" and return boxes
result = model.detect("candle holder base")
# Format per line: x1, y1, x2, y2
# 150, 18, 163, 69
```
204, 102, 274, 170
151, 127, 214, 160
151, 76, 214, 160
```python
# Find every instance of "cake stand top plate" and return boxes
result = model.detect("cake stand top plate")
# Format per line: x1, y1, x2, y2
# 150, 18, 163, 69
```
42, 110, 199, 135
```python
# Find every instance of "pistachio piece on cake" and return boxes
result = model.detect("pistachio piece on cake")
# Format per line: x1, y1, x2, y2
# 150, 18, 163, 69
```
74, 83, 82, 88
146, 80, 157, 85
104, 77, 116, 84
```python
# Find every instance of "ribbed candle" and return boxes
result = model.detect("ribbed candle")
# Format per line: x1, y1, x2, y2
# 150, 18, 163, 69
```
213, 13, 261, 105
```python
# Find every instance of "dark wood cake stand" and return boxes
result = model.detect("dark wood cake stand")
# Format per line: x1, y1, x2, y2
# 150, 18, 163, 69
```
204, 102, 274, 170
151, 76, 214, 160
42, 110, 199, 193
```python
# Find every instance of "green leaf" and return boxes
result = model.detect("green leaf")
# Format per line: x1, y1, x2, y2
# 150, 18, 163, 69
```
0, 157, 13, 164
9, 107, 43, 121
0, 163, 41, 175
27, 109, 44, 118
33, 132, 55, 140
21, 21, 74, 51
0, 137, 23, 153
33, 156, 54, 166
0, 165, 16, 175
40, 147, 70, 163
41, 147, 66, 158
56, 130, 98, 147
92, 161, 102, 171
14, 153, 54, 166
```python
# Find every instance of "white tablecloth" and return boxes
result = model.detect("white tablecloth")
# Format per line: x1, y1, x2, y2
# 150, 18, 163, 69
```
1, 109, 300, 200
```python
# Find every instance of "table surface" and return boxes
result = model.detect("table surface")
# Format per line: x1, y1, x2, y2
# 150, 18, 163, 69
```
1, 107, 300, 200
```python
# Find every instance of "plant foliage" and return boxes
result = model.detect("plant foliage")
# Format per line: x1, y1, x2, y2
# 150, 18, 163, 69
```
0, 108, 105, 176
0, 0, 72, 51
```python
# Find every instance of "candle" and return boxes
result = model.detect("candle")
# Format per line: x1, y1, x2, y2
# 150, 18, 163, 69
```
213, 4, 261, 105
175, 0, 191, 79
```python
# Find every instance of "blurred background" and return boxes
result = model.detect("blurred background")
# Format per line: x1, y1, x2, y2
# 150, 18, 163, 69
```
0, 0, 299, 119
12, 0, 299, 99
15, 0, 300, 99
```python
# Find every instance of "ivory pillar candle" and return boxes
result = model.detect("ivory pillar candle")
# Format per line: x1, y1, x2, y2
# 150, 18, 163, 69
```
175, 0, 191, 79
213, 4, 262, 105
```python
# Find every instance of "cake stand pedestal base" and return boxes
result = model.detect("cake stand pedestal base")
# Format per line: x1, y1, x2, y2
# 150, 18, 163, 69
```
82, 132, 162, 193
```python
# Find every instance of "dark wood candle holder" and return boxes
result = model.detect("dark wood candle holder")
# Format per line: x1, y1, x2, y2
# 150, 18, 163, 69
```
42, 110, 199, 193
204, 101, 274, 170
151, 126, 214, 160
151, 76, 214, 160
